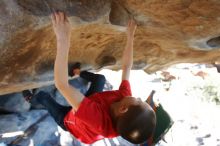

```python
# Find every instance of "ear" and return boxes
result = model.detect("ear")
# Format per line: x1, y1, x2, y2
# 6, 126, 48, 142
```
118, 105, 128, 114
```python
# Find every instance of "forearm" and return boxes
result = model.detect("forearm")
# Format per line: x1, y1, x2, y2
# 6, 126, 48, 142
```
54, 39, 84, 109
54, 40, 81, 108
121, 36, 134, 80
122, 36, 134, 69
54, 39, 70, 87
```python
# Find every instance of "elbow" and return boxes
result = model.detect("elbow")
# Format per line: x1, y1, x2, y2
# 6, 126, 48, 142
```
55, 81, 68, 91
122, 64, 132, 70
122, 60, 133, 70
54, 75, 69, 90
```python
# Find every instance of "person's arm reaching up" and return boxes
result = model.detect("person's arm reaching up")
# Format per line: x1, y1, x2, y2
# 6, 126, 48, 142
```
52, 12, 84, 110
122, 20, 137, 80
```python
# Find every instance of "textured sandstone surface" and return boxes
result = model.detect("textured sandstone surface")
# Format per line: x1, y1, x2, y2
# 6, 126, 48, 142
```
1, 0, 220, 95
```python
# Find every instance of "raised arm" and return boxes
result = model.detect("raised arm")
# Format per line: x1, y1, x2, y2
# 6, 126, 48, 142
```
121, 20, 137, 80
52, 12, 84, 110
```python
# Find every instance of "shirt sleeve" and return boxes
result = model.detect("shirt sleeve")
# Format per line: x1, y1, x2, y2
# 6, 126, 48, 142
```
119, 80, 132, 97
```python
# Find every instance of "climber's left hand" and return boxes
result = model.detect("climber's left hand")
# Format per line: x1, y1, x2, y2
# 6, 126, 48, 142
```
51, 11, 71, 42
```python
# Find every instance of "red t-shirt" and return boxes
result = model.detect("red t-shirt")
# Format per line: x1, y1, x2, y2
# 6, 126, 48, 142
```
64, 80, 132, 144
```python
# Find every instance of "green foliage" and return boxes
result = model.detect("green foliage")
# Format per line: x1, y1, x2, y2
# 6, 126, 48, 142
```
186, 80, 220, 105
202, 85, 220, 104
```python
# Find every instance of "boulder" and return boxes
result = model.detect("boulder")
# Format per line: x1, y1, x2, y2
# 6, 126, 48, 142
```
0, 0, 220, 95
0, 93, 30, 113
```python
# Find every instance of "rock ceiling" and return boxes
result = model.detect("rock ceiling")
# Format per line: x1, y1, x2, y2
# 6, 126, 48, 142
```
0, 0, 220, 95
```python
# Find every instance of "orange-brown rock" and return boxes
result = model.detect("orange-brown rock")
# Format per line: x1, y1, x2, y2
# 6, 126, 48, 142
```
1, 0, 220, 95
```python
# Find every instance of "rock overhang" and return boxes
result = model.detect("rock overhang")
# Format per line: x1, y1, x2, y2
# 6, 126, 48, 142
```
0, 0, 220, 95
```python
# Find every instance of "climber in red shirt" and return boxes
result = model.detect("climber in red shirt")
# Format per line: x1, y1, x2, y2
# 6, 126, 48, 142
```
23, 11, 156, 144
